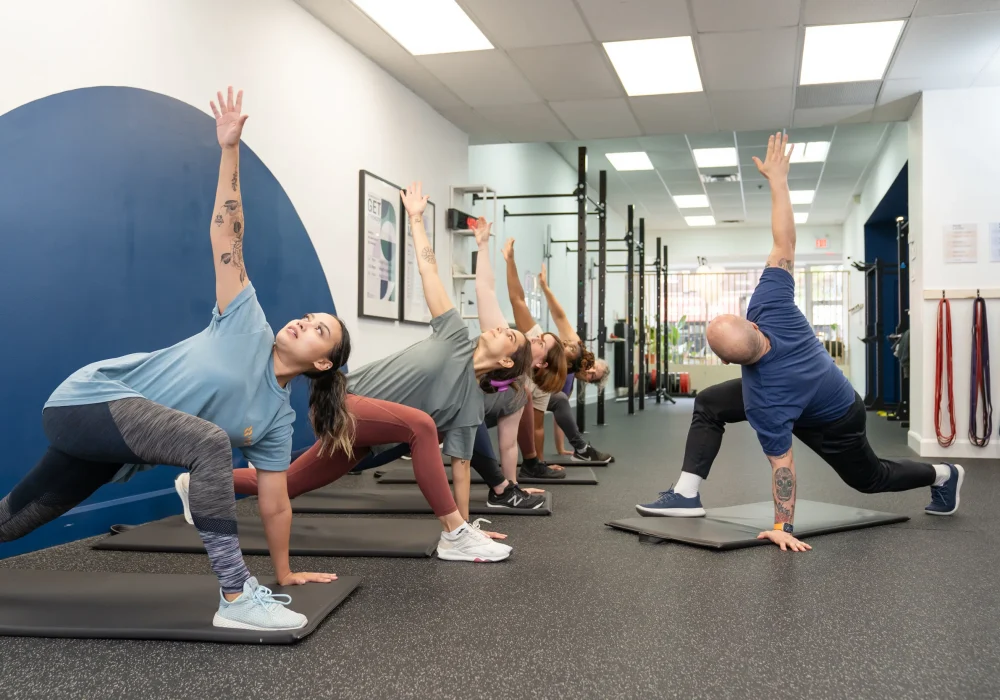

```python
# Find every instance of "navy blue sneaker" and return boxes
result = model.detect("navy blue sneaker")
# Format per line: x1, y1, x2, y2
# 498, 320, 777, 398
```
636, 488, 706, 517
925, 463, 965, 516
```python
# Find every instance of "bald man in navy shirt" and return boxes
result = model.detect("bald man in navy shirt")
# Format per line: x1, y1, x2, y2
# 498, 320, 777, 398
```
637, 133, 963, 551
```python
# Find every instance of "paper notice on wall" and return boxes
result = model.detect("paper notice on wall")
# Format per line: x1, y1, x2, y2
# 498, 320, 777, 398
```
990, 223, 1000, 263
943, 223, 978, 263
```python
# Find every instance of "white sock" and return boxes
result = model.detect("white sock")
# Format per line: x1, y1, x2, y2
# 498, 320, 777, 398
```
443, 522, 468, 539
932, 464, 951, 487
674, 472, 703, 498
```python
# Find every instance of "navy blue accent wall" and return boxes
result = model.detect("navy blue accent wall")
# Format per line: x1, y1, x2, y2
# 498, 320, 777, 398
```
0, 87, 334, 557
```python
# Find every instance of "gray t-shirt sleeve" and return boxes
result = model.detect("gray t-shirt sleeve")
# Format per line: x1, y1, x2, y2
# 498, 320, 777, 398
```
442, 425, 476, 461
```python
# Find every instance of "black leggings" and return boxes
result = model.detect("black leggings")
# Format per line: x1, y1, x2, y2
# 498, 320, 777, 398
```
0, 399, 251, 593
547, 392, 587, 452
682, 378, 936, 493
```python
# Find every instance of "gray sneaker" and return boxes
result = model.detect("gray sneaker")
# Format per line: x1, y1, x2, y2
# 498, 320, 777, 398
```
174, 472, 193, 525
213, 577, 308, 631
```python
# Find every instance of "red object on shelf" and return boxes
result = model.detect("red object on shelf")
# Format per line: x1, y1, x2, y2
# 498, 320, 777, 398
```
679, 373, 690, 394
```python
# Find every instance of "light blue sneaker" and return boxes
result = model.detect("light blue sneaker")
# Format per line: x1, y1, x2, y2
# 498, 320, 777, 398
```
213, 577, 307, 631
636, 488, 706, 517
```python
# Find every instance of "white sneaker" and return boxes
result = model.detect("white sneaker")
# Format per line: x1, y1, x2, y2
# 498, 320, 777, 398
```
213, 577, 307, 631
470, 518, 512, 552
437, 521, 511, 562
174, 472, 194, 525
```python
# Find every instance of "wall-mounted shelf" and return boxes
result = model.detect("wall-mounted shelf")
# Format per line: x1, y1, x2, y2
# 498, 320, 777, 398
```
453, 273, 475, 280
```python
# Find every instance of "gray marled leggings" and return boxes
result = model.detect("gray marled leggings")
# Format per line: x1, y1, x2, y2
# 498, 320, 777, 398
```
0, 398, 250, 593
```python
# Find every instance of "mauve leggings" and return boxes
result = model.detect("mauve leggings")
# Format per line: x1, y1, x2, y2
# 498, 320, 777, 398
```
232, 395, 458, 517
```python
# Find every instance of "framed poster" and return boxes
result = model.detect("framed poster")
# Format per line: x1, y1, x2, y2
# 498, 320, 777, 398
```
358, 170, 403, 321
400, 200, 436, 324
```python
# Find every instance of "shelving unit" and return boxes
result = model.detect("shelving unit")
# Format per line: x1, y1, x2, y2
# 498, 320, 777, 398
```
448, 184, 498, 329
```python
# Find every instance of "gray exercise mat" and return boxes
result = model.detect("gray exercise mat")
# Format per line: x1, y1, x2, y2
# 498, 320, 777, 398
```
93, 515, 441, 557
541, 455, 611, 467
608, 500, 909, 550
293, 486, 552, 516
0, 569, 360, 644
375, 465, 598, 485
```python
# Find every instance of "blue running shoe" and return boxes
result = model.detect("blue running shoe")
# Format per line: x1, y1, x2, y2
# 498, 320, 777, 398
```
636, 488, 706, 517
925, 463, 965, 516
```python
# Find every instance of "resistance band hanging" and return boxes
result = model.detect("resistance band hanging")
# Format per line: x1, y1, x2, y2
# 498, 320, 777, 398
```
969, 293, 992, 447
935, 295, 956, 447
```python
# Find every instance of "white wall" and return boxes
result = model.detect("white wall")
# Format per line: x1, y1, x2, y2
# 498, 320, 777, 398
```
841, 122, 909, 391
0, 0, 469, 366
908, 87, 1000, 458
651, 225, 845, 270
468, 143, 632, 403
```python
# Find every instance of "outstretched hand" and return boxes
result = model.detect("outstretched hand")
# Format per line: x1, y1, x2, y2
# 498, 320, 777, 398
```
539, 263, 548, 289
502, 238, 515, 262
471, 216, 492, 246
401, 182, 430, 218
278, 571, 338, 585
756, 529, 811, 552
752, 131, 792, 183
211, 86, 248, 149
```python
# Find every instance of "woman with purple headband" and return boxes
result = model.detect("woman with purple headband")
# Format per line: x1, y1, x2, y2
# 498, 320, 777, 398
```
228, 197, 532, 556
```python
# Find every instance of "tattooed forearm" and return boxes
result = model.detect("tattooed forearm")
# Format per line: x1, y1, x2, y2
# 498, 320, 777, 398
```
420, 246, 436, 264
765, 258, 794, 272
775, 501, 792, 522
223, 200, 240, 213
231, 234, 246, 284
220, 253, 232, 264
774, 467, 794, 501
234, 221, 241, 234
231, 168, 238, 192
214, 214, 224, 226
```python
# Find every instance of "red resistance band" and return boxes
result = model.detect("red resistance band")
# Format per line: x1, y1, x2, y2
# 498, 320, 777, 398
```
935, 297, 956, 448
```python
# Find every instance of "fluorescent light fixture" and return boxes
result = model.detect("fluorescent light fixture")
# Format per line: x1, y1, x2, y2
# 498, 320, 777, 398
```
800, 21, 904, 85
604, 37, 703, 96
692, 147, 738, 168
350, 0, 492, 55
685, 215, 716, 227
787, 141, 830, 163
606, 152, 654, 171
790, 190, 815, 205
673, 194, 710, 209
794, 213, 809, 224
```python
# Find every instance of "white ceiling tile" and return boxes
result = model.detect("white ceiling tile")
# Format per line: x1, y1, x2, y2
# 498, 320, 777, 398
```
436, 105, 508, 142
418, 50, 540, 106
888, 12, 1000, 80
460, 0, 592, 49
913, 0, 1000, 16
803, 0, 917, 25
872, 94, 921, 121
666, 181, 708, 196
687, 132, 738, 148
508, 44, 623, 101
820, 160, 868, 178
479, 103, 573, 142
648, 150, 697, 171
692, 0, 801, 32
657, 170, 703, 188
637, 135, 692, 152
789, 162, 825, 179
697, 28, 798, 91
550, 98, 642, 139
575, 0, 692, 41
585, 137, 646, 153
386, 58, 465, 109
708, 88, 794, 131
793, 106, 875, 127
704, 182, 743, 196
629, 94, 716, 134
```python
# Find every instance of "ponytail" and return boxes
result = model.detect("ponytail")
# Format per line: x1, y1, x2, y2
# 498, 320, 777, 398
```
305, 317, 355, 458
479, 335, 533, 395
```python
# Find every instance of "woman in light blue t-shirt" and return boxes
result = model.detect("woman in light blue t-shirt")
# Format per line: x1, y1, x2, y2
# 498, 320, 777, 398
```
0, 87, 351, 632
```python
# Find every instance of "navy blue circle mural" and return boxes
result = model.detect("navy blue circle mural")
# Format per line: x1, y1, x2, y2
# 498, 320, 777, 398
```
0, 87, 334, 554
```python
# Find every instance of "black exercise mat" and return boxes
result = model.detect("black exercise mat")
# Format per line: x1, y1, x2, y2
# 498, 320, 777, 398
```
541, 454, 611, 467
0, 569, 360, 644
292, 486, 552, 516
608, 500, 909, 550
93, 515, 441, 557
375, 465, 598, 485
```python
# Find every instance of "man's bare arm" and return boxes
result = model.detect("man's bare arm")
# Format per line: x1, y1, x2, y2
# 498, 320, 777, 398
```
752, 132, 795, 273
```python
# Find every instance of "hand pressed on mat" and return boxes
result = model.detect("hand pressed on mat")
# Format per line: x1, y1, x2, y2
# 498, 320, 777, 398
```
756, 530, 812, 552
279, 571, 338, 585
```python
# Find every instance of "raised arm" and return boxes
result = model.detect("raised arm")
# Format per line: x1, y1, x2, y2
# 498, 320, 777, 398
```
753, 132, 795, 273
538, 264, 579, 342
756, 448, 811, 552
401, 182, 454, 318
473, 217, 506, 330
503, 239, 539, 332
210, 87, 250, 313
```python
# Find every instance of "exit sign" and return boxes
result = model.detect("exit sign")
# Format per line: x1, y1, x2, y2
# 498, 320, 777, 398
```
815, 238, 828, 249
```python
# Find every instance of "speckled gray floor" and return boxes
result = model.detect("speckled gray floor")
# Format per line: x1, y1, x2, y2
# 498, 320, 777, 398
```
2, 400, 998, 700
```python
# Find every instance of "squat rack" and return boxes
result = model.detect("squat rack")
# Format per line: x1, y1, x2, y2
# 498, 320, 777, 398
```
485, 146, 608, 431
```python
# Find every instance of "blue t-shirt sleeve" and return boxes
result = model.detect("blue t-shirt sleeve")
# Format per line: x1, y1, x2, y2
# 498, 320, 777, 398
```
240, 421, 293, 472
210, 284, 268, 335
746, 407, 794, 456
749, 268, 795, 321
